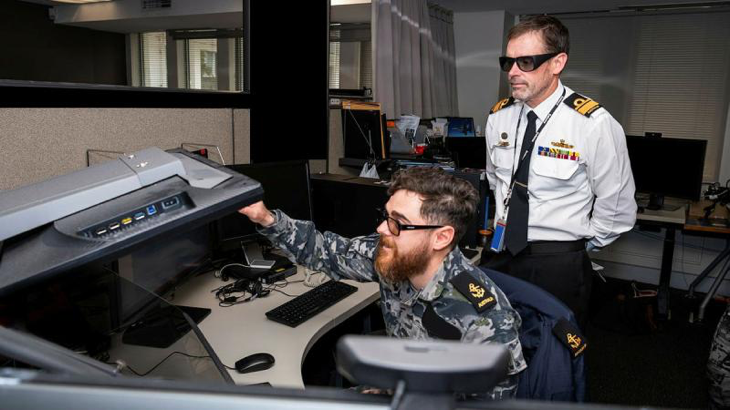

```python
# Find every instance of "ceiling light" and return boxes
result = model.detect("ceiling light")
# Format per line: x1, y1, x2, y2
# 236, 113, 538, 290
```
52, 0, 112, 4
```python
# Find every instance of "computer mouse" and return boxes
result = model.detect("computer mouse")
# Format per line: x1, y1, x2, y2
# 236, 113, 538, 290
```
235, 352, 275, 374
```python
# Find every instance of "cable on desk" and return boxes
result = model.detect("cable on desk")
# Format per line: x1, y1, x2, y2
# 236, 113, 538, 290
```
110, 351, 236, 377
212, 277, 305, 307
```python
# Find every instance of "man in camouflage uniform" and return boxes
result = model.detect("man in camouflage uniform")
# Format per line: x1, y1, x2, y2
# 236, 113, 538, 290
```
239, 167, 526, 399
708, 303, 730, 409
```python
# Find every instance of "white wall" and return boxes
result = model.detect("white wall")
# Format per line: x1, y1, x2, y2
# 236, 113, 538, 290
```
453, 10, 508, 133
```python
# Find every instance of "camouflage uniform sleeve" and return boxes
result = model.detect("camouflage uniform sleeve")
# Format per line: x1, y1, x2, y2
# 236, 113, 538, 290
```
462, 302, 526, 375
257, 209, 380, 282
460, 306, 525, 399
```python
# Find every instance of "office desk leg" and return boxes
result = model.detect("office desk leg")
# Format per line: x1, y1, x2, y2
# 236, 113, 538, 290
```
658, 227, 676, 319
688, 240, 730, 299
698, 262, 730, 322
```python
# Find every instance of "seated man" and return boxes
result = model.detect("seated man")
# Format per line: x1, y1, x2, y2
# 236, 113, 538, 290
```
239, 167, 526, 399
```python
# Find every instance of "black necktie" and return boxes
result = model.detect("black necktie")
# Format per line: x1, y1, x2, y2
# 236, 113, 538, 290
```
505, 110, 538, 256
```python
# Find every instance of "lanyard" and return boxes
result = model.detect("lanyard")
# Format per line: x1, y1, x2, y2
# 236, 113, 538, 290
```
504, 88, 566, 208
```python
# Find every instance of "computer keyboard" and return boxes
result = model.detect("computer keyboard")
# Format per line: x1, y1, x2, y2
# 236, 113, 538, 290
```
265, 280, 358, 327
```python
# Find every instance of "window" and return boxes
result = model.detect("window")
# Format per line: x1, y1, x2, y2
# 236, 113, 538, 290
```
136, 31, 246, 92
140, 32, 168, 88
186, 39, 218, 90
561, 10, 730, 181
235, 37, 245, 92
329, 41, 341, 89
329, 24, 372, 90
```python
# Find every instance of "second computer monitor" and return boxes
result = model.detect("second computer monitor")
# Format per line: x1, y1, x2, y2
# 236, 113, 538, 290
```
446, 117, 476, 137
217, 160, 313, 244
625, 135, 706, 208
446, 137, 486, 170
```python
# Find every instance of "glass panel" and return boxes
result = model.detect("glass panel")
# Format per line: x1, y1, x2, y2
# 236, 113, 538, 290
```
141, 32, 168, 88
2, 0, 246, 94
187, 39, 218, 90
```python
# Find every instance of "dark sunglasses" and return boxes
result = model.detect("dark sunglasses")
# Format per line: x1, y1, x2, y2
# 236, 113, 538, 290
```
499, 52, 560, 72
376, 208, 443, 236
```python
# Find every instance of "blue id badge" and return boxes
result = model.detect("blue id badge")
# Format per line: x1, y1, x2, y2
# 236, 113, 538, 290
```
490, 218, 507, 253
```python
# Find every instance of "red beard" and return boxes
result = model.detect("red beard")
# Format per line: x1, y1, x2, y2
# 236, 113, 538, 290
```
374, 235, 430, 283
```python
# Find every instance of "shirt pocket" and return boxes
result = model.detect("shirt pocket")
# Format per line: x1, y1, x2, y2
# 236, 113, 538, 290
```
532, 154, 580, 181
489, 143, 515, 184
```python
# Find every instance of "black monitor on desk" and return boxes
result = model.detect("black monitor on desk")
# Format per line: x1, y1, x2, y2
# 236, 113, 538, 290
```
216, 160, 313, 249
342, 109, 390, 160
445, 137, 486, 170
116, 223, 213, 348
626, 135, 707, 210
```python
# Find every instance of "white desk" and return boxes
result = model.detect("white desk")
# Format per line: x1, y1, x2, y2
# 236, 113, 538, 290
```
172, 267, 380, 389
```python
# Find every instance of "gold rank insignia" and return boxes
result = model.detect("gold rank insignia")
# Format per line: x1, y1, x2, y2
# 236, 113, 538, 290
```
450, 272, 497, 313
551, 139, 574, 149
490, 97, 516, 114
563, 92, 602, 117
552, 318, 588, 358
469, 283, 485, 299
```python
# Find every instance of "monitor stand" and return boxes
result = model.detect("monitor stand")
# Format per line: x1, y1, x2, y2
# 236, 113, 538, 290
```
644, 194, 682, 212
646, 194, 664, 211
122, 305, 211, 349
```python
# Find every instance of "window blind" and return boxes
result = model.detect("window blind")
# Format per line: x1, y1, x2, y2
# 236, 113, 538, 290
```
140, 32, 167, 88
330, 40, 341, 89
360, 40, 373, 90
235, 37, 244, 92
561, 11, 730, 181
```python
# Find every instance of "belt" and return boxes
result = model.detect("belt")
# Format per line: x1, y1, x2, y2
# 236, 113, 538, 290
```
523, 239, 587, 255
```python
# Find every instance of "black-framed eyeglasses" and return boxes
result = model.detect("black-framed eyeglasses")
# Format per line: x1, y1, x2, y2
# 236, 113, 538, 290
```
376, 208, 443, 236
499, 52, 560, 73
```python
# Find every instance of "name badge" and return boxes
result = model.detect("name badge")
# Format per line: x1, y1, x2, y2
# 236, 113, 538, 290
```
490, 218, 507, 253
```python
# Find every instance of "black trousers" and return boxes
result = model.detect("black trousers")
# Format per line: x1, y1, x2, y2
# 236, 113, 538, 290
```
481, 240, 593, 329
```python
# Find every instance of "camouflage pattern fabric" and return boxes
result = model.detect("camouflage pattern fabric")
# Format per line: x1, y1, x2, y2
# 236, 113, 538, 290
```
708, 303, 730, 409
259, 210, 527, 399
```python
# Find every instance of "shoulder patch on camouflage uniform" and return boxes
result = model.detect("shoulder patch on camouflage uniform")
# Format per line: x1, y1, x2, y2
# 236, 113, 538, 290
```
563, 92, 602, 117
450, 272, 496, 313
552, 317, 588, 358
422, 303, 461, 340
490, 97, 516, 114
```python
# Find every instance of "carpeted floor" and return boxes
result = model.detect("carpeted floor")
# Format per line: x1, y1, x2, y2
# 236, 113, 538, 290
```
585, 277, 725, 409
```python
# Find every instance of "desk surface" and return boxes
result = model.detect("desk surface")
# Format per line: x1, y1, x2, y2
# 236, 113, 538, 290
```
173, 268, 380, 389
636, 205, 687, 226
684, 218, 730, 235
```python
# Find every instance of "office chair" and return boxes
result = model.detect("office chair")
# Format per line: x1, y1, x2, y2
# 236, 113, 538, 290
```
480, 267, 587, 402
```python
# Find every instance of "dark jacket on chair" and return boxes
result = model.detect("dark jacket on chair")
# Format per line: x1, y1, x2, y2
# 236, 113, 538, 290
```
482, 267, 587, 401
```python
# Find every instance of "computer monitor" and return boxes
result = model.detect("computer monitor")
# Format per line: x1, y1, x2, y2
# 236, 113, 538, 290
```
115, 223, 213, 348
216, 160, 314, 248
342, 110, 390, 159
625, 135, 707, 209
445, 137, 486, 170
446, 117, 476, 137
116, 224, 212, 322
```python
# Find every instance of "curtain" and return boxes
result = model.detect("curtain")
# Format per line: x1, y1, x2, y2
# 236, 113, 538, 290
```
372, 0, 458, 119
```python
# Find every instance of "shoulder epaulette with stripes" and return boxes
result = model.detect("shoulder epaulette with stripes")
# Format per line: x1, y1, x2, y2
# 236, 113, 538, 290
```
563, 92, 602, 117
490, 97, 515, 114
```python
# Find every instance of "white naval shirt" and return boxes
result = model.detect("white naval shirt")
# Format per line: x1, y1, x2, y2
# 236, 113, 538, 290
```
485, 81, 637, 249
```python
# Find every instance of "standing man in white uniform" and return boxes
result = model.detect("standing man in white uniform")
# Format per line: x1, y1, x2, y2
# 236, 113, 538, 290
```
482, 15, 636, 327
